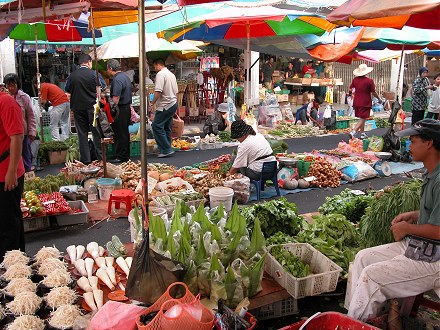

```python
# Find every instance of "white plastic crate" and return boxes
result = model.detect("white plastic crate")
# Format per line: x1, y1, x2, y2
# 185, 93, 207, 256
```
265, 243, 342, 299
56, 201, 89, 226
250, 297, 298, 321
23, 216, 50, 232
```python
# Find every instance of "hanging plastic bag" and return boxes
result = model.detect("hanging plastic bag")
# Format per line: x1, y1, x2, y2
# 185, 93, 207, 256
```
367, 136, 384, 152
223, 176, 251, 204
125, 230, 187, 305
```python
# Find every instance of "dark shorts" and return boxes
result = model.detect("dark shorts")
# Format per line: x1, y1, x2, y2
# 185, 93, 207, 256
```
354, 106, 371, 119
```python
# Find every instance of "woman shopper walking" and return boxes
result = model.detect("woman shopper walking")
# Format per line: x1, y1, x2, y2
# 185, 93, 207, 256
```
411, 67, 436, 124
348, 64, 382, 139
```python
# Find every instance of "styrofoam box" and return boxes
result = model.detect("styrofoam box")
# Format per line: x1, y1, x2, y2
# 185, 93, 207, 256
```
56, 200, 89, 226
265, 243, 342, 299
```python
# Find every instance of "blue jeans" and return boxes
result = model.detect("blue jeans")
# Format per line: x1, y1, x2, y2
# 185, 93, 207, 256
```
152, 103, 177, 154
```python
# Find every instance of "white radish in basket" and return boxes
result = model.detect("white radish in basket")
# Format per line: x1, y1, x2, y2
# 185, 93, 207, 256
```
76, 245, 85, 260
77, 276, 92, 292
93, 289, 104, 310
87, 242, 99, 259
96, 268, 115, 290
116, 257, 130, 277
88, 276, 99, 290
83, 292, 97, 312
85, 258, 94, 278
74, 259, 87, 277
95, 257, 106, 268
66, 245, 76, 263
105, 257, 114, 268
98, 246, 105, 257
106, 266, 117, 286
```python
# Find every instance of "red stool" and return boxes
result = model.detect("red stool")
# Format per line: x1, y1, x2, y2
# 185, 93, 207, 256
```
107, 189, 137, 216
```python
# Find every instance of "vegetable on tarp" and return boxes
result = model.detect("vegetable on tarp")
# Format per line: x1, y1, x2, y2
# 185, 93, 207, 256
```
360, 179, 422, 247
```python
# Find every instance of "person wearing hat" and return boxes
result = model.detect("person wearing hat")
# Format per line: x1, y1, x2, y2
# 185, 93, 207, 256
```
229, 119, 276, 180
345, 118, 440, 322
411, 67, 437, 125
202, 103, 229, 136
348, 63, 382, 139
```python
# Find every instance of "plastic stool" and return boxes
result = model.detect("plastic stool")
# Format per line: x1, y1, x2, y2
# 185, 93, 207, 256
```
107, 189, 137, 216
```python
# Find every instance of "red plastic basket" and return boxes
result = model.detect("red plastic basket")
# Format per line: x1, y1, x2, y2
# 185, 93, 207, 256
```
279, 312, 380, 330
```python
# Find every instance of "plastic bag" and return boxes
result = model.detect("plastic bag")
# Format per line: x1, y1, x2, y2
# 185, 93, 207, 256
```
125, 231, 187, 304
97, 109, 114, 138
341, 161, 378, 183
367, 136, 384, 152
90, 301, 145, 330
223, 176, 250, 204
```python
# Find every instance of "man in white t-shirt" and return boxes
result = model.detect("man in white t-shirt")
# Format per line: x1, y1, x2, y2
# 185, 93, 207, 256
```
151, 58, 178, 158
229, 119, 276, 180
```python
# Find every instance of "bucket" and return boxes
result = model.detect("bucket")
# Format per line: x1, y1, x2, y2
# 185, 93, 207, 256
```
128, 207, 167, 243
209, 187, 234, 212
96, 178, 115, 200
373, 161, 392, 177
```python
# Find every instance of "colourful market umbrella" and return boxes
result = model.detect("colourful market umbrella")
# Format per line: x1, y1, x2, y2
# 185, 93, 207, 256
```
327, 0, 440, 30
95, 32, 202, 60
158, 5, 335, 103
357, 27, 440, 50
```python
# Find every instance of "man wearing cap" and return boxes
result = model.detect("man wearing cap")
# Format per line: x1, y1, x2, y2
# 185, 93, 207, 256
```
349, 63, 382, 139
411, 67, 437, 125
202, 103, 228, 136
229, 119, 276, 180
345, 118, 440, 322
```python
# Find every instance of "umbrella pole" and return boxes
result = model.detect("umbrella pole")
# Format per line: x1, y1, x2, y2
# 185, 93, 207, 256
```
395, 45, 405, 104
138, 0, 149, 233
245, 22, 250, 108
34, 25, 44, 143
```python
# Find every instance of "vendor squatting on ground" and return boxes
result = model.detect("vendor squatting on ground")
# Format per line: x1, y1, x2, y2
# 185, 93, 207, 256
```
345, 118, 440, 322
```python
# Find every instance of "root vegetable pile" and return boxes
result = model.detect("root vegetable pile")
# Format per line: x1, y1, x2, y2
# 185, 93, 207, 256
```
307, 157, 342, 188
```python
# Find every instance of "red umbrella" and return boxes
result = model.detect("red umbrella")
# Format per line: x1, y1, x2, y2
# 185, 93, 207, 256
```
327, 0, 440, 29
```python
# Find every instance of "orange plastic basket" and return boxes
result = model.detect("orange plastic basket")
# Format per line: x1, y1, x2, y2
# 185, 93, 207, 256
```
136, 282, 214, 330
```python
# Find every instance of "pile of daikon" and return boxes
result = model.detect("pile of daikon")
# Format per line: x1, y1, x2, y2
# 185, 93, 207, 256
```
66, 243, 132, 313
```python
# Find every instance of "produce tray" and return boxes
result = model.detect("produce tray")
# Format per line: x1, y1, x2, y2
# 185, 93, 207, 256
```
296, 160, 312, 178
106, 144, 115, 158
335, 120, 349, 129
56, 200, 89, 226
250, 297, 298, 321
265, 243, 342, 299
23, 216, 51, 232
130, 140, 141, 157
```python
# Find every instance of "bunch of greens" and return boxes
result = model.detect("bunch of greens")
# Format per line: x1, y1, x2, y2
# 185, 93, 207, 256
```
266, 232, 296, 246
239, 197, 303, 237
24, 173, 72, 193
270, 245, 310, 278
65, 136, 80, 163
296, 214, 363, 273
360, 180, 422, 247
218, 131, 235, 142
374, 117, 390, 128
318, 189, 375, 223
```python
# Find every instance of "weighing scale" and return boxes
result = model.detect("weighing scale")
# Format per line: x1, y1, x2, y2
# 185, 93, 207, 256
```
80, 166, 101, 189
373, 152, 392, 176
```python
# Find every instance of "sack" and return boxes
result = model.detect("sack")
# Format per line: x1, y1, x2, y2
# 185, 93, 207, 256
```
125, 232, 186, 304
341, 161, 377, 182
405, 236, 440, 263
172, 114, 184, 138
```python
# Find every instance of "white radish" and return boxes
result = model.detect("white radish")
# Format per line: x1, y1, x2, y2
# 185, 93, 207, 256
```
125, 257, 133, 269
116, 257, 130, 277
98, 246, 105, 257
106, 266, 117, 286
66, 245, 76, 263
105, 257, 114, 268
85, 258, 94, 278
88, 276, 99, 290
93, 289, 104, 310
87, 242, 99, 259
74, 259, 87, 277
76, 245, 85, 260
95, 257, 106, 268
96, 267, 115, 290
77, 276, 92, 292
83, 292, 97, 312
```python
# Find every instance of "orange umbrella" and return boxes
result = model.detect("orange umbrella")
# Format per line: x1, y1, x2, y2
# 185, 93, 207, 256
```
327, 0, 440, 29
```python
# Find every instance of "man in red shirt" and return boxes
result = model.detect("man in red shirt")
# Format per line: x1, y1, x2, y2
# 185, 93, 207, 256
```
34, 77, 70, 141
302, 60, 316, 78
349, 64, 382, 139
0, 91, 25, 262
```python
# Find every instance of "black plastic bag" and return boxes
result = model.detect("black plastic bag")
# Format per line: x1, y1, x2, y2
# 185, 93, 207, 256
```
125, 230, 186, 305
382, 127, 401, 152
97, 110, 114, 138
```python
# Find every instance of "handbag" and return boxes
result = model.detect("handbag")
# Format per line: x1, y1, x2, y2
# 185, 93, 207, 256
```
404, 235, 440, 263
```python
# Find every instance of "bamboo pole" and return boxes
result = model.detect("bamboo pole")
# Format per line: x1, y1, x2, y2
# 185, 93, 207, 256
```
34, 25, 44, 143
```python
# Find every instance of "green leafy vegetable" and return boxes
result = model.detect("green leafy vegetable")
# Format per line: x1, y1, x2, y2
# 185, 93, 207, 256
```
270, 245, 310, 278
249, 217, 265, 256
266, 232, 296, 245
